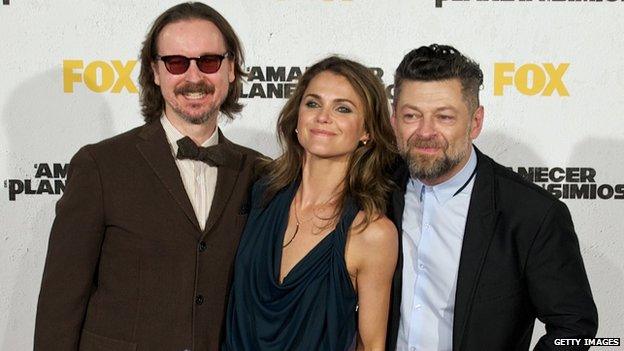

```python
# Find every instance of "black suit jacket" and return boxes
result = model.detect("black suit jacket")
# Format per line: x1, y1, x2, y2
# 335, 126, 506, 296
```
35, 121, 263, 351
387, 147, 598, 351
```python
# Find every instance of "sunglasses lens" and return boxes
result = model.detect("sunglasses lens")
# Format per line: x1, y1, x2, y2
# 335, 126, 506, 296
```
196, 56, 222, 74
163, 56, 190, 75
160, 54, 227, 74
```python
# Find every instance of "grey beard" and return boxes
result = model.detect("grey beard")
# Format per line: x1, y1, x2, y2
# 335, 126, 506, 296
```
402, 147, 466, 182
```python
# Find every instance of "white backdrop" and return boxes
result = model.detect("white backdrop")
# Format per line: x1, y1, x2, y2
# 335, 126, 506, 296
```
1, 0, 623, 349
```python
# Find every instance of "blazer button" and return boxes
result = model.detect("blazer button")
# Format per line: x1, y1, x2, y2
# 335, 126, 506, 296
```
198, 241, 207, 252
195, 295, 204, 305
239, 203, 249, 215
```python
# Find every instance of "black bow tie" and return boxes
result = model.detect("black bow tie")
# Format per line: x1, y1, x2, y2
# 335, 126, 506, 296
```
176, 136, 226, 167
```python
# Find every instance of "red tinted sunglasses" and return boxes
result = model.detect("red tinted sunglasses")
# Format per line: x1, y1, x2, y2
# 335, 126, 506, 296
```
155, 52, 232, 75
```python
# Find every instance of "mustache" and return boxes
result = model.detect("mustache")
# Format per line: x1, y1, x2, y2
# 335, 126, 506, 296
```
406, 135, 448, 149
174, 82, 215, 95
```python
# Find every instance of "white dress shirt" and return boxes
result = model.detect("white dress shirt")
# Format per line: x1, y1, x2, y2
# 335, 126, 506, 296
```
161, 115, 218, 231
396, 147, 477, 351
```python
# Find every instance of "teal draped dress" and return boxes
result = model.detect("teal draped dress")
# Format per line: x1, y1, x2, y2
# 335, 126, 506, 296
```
223, 179, 359, 350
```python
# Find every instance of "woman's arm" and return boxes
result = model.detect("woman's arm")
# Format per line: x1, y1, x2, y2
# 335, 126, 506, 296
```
347, 215, 398, 351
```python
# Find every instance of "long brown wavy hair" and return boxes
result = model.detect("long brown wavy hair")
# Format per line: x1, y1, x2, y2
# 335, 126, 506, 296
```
264, 56, 397, 231
138, 2, 245, 123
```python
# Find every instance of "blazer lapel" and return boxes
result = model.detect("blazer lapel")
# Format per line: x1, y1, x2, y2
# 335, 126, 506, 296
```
453, 147, 500, 351
202, 131, 244, 235
387, 159, 410, 350
136, 122, 202, 234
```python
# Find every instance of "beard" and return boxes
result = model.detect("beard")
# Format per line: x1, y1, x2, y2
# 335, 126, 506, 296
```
399, 133, 470, 182
173, 82, 218, 125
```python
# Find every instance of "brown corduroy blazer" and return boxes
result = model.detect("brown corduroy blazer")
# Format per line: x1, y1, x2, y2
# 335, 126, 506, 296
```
34, 121, 263, 351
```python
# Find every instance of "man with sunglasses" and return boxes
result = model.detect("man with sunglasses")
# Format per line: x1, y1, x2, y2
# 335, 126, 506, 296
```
34, 3, 262, 351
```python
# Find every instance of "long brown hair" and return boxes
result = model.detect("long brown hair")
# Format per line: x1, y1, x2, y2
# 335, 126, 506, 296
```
138, 2, 245, 123
264, 56, 397, 231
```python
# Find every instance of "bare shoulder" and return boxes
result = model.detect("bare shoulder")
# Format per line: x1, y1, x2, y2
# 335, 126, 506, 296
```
356, 213, 397, 243
349, 212, 398, 259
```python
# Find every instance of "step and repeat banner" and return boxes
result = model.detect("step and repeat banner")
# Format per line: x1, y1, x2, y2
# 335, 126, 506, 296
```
1, 0, 623, 349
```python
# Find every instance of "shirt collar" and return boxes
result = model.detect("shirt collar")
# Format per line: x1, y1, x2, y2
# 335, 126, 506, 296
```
160, 114, 219, 157
410, 145, 477, 204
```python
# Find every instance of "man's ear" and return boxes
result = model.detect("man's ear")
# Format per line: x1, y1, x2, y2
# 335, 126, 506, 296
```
227, 59, 235, 83
470, 106, 484, 140
152, 62, 161, 86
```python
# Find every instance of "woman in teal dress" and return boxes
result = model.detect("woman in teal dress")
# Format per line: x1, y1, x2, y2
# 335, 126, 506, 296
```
223, 56, 398, 350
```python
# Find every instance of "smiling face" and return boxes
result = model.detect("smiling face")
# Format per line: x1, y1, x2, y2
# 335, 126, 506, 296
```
296, 71, 369, 162
152, 19, 235, 125
391, 78, 483, 185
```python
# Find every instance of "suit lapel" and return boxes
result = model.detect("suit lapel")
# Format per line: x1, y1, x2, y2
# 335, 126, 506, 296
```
202, 131, 244, 235
136, 122, 202, 235
387, 160, 410, 351
453, 148, 500, 351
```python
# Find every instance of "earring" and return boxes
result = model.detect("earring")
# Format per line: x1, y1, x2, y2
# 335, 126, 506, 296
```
363, 140, 368, 145
295, 128, 299, 134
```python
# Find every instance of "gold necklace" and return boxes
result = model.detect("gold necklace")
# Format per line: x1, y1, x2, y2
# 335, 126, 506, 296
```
282, 191, 336, 248
282, 192, 335, 249
282, 196, 309, 248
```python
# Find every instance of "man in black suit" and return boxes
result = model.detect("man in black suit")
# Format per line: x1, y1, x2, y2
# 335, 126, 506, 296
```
387, 44, 598, 351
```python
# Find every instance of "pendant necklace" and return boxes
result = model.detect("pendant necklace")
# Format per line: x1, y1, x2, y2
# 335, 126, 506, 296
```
282, 195, 312, 248
282, 188, 339, 248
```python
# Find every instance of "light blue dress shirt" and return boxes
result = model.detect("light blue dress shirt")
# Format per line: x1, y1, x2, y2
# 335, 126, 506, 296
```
396, 147, 477, 351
